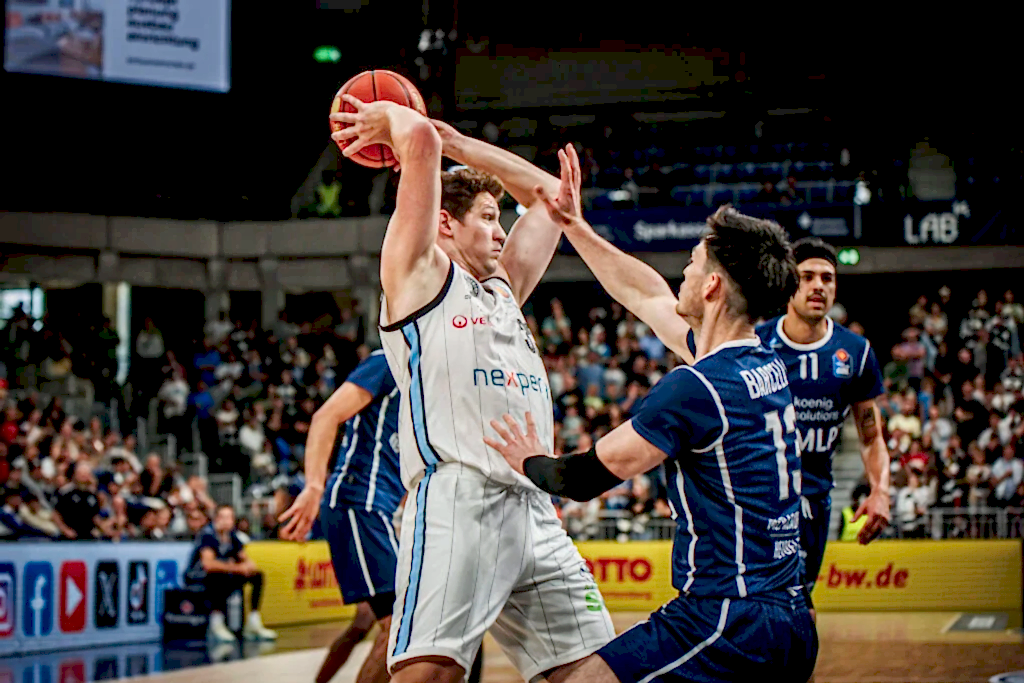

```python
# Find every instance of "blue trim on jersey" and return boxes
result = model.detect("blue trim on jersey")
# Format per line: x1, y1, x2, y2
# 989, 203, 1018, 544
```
394, 467, 434, 656
401, 322, 441, 467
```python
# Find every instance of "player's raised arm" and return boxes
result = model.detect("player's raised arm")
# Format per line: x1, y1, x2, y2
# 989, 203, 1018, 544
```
432, 120, 563, 304
484, 412, 667, 502
535, 145, 694, 364
278, 381, 373, 540
330, 95, 446, 313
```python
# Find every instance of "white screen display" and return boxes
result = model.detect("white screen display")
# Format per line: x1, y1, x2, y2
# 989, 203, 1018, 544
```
5, 0, 230, 92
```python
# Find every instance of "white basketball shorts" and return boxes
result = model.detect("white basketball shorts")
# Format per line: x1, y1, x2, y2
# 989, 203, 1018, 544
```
387, 463, 615, 680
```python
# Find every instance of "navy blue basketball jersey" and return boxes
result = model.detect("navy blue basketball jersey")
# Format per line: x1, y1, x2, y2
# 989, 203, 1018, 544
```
326, 351, 403, 515
756, 317, 884, 499
631, 338, 802, 598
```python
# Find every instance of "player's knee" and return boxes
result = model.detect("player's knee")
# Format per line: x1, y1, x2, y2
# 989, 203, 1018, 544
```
352, 602, 377, 632
390, 657, 465, 683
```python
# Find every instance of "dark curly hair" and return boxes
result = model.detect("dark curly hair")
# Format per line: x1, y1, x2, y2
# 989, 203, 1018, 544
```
703, 204, 797, 322
441, 167, 505, 221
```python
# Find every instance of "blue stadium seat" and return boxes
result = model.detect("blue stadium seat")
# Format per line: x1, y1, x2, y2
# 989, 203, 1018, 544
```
686, 189, 707, 206
696, 146, 714, 160
711, 187, 734, 206
693, 165, 712, 182
713, 164, 736, 182
736, 162, 758, 181
833, 183, 853, 202
737, 188, 760, 204
806, 184, 828, 203
723, 146, 738, 159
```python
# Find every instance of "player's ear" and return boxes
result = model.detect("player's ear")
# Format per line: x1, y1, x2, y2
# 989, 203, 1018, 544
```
703, 271, 721, 303
438, 209, 457, 238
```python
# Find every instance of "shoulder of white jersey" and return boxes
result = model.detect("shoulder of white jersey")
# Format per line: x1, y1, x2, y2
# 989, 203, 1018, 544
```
379, 260, 457, 333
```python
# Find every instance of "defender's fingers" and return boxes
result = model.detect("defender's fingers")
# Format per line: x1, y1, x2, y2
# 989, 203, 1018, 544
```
503, 413, 524, 438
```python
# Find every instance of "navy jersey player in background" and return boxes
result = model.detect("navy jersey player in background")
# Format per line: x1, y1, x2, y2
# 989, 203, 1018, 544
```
755, 238, 890, 593
487, 150, 816, 682
279, 350, 402, 683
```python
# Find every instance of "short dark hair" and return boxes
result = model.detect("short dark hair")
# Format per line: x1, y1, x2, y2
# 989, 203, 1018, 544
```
441, 167, 505, 222
791, 237, 838, 269
703, 204, 797, 321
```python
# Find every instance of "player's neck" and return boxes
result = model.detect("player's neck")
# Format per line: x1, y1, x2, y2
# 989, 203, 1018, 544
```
695, 306, 757, 358
782, 310, 829, 345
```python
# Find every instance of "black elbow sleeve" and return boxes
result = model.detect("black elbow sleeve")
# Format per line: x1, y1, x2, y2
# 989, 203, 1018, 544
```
522, 447, 624, 502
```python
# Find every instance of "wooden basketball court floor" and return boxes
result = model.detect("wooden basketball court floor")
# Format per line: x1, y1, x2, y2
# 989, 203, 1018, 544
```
138, 611, 1024, 683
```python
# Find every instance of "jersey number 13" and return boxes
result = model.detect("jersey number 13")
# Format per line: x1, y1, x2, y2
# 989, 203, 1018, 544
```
765, 404, 801, 500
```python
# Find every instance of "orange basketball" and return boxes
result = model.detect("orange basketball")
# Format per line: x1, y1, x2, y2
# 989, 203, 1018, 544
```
330, 70, 427, 169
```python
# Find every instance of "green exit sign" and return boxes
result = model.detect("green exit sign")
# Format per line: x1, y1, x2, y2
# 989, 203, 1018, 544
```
837, 248, 861, 266
314, 46, 341, 63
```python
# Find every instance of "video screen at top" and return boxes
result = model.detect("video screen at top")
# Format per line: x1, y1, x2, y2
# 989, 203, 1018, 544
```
5, 0, 230, 92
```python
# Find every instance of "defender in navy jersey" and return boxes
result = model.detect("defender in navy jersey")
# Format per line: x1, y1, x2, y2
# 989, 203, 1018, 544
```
279, 350, 401, 683
755, 238, 890, 599
488, 182, 816, 681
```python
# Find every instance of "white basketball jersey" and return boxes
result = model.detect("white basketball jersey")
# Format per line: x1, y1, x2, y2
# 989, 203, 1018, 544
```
379, 261, 553, 491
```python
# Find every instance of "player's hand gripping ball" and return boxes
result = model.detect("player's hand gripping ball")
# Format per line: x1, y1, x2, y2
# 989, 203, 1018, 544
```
329, 70, 427, 169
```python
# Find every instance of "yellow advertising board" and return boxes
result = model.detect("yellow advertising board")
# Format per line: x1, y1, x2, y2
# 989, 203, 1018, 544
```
811, 539, 1021, 611
245, 540, 355, 626
247, 539, 1021, 626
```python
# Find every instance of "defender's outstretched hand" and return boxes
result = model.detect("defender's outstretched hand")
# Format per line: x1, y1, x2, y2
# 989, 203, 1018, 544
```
484, 412, 546, 475
277, 483, 324, 541
330, 94, 397, 159
534, 144, 583, 227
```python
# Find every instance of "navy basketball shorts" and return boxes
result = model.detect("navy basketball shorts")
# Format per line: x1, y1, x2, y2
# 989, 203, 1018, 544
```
799, 494, 832, 594
598, 588, 818, 683
321, 501, 400, 607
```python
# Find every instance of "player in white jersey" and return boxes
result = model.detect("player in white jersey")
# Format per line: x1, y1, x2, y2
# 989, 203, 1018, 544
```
330, 99, 614, 683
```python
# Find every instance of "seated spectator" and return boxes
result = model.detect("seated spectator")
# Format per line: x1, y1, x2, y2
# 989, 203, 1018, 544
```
183, 505, 278, 642
888, 394, 922, 452
979, 411, 1012, 453
991, 445, 1023, 506
954, 381, 989, 445
896, 472, 931, 538
52, 460, 114, 540
922, 405, 954, 455
140, 453, 175, 498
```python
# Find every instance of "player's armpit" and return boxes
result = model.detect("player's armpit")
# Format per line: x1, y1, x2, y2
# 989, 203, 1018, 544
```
496, 204, 562, 305
595, 421, 670, 481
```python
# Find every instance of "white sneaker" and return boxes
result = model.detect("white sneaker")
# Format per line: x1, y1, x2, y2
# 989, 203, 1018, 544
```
243, 612, 278, 640
208, 612, 236, 643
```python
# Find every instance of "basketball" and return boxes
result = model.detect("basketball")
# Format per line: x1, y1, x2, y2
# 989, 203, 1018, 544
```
330, 70, 427, 169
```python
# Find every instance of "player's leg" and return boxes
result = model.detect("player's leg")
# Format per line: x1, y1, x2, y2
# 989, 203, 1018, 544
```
354, 614, 392, 683
317, 602, 377, 683
491, 492, 615, 683
799, 494, 831, 683
319, 504, 398, 682
388, 468, 520, 683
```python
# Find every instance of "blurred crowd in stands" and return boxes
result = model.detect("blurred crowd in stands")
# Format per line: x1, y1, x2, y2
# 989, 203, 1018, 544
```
2, 280, 1023, 543
876, 287, 1024, 538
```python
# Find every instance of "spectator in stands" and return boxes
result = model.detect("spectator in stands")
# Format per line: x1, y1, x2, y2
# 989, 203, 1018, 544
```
779, 175, 803, 205
158, 369, 191, 450
754, 180, 780, 203
922, 404, 954, 455
909, 296, 929, 328
937, 434, 967, 507
183, 504, 278, 642
924, 302, 948, 343
52, 460, 114, 540
955, 380, 989, 445
1004, 290, 1024, 326
839, 484, 872, 542
991, 445, 1023, 506
892, 328, 927, 390
888, 394, 922, 453
966, 442, 993, 510
896, 471, 932, 538
140, 453, 174, 498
